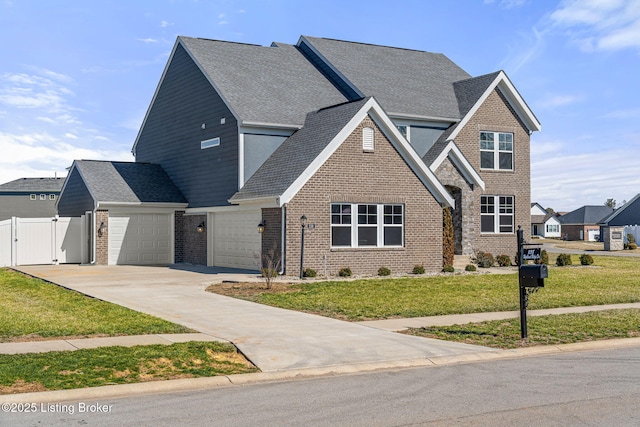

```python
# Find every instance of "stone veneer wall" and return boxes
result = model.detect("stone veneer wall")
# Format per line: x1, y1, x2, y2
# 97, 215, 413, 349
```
95, 210, 109, 265
603, 226, 624, 251
284, 115, 443, 277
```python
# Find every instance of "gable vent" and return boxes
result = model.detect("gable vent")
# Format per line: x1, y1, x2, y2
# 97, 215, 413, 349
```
363, 127, 374, 151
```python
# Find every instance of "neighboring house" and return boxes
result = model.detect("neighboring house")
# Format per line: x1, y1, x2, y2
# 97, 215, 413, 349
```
530, 202, 561, 238
598, 194, 640, 242
58, 35, 540, 274
0, 177, 64, 221
558, 205, 614, 241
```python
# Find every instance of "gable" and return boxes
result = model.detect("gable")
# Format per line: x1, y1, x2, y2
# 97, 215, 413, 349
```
230, 98, 454, 208
531, 203, 547, 215
57, 167, 95, 217
601, 193, 640, 226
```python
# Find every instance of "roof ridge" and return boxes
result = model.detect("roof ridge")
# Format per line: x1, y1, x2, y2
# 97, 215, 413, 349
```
303, 36, 445, 55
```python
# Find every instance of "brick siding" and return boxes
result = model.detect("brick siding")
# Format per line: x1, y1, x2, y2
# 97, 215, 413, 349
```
178, 214, 207, 265
283, 116, 443, 276
95, 210, 109, 265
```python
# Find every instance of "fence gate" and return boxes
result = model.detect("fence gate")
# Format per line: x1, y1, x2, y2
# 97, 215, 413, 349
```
0, 216, 82, 267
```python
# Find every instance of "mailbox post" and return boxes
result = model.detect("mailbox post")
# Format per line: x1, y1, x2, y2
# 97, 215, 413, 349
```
517, 226, 547, 339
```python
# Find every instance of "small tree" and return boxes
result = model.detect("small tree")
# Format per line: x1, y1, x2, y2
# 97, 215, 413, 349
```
605, 198, 616, 209
443, 207, 454, 268
258, 243, 281, 290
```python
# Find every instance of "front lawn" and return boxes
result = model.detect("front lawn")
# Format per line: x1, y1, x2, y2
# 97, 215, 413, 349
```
0, 341, 258, 394
209, 255, 640, 321
404, 309, 640, 349
0, 269, 193, 342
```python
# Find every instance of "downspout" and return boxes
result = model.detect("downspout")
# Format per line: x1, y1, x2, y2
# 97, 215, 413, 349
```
280, 204, 286, 275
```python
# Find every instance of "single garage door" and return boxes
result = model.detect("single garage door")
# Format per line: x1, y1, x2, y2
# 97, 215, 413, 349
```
212, 210, 261, 270
109, 213, 171, 265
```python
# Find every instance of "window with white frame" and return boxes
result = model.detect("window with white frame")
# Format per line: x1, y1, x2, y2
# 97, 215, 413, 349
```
546, 224, 559, 233
480, 131, 513, 170
362, 127, 374, 151
201, 137, 220, 149
480, 195, 514, 233
30, 194, 36, 200
49, 194, 56, 200
39, 194, 46, 200
331, 203, 404, 247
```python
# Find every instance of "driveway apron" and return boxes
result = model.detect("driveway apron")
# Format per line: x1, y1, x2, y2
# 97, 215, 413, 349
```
14, 265, 494, 372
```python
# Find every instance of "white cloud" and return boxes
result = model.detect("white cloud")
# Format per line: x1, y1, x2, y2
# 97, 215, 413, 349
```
0, 72, 77, 116
138, 37, 158, 44
535, 93, 582, 109
550, 0, 640, 51
160, 20, 173, 28
601, 108, 640, 119
64, 133, 78, 139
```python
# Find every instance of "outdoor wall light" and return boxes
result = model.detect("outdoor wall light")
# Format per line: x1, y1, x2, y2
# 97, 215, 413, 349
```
196, 222, 206, 233
257, 220, 266, 234
98, 221, 107, 237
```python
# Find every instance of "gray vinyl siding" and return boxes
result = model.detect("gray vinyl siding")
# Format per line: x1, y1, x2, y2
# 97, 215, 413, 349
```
243, 134, 288, 184
0, 194, 59, 221
135, 43, 239, 208
57, 168, 95, 217
606, 200, 640, 226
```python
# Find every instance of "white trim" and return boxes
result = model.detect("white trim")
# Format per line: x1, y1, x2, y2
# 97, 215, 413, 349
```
388, 112, 460, 122
429, 140, 485, 190
238, 132, 245, 189
97, 202, 187, 210
448, 71, 541, 142
186, 204, 273, 215
201, 137, 220, 149
240, 121, 302, 130
278, 97, 455, 208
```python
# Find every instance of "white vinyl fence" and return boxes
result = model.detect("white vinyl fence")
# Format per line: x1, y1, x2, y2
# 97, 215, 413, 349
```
0, 216, 82, 267
624, 225, 640, 244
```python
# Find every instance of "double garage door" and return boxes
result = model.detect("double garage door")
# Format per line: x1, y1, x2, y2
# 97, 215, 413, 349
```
108, 213, 171, 265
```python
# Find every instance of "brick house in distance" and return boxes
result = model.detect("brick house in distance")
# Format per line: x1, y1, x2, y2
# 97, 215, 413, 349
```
57, 36, 540, 275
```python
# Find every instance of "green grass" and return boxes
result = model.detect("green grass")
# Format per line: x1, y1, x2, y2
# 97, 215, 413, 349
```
0, 269, 193, 341
240, 255, 640, 320
404, 309, 640, 349
0, 342, 258, 393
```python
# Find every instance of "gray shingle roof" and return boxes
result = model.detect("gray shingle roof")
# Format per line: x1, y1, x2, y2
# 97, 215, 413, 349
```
453, 72, 501, 117
422, 125, 457, 165
559, 206, 614, 225
179, 37, 348, 127
0, 177, 64, 192
230, 98, 370, 202
301, 36, 472, 120
74, 160, 186, 204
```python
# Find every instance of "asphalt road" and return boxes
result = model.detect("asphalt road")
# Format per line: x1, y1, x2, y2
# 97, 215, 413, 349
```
3, 346, 640, 426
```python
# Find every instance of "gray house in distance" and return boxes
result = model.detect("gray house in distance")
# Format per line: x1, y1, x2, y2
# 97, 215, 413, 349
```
57, 35, 540, 275
558, 205, 614, 241
0, 177, 64, 221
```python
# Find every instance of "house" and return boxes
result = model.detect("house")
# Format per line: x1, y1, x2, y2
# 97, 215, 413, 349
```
598, 194, 640, 243
0, 177, 64, 221
530, 202, 561, 238
558, 205, 614, 241
57, 36, 540, 275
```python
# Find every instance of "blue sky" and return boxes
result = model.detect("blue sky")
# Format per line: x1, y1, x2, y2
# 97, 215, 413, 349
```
1, 0, 639, 212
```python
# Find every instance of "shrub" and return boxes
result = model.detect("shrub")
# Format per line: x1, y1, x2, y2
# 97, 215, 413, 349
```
496, 254, 511, 267
628, 243, 638, 250
535, 249, 549, 265
628, 233, 637, 244
475, 251, 494, 268
579, 254, 594, 265
377, 266, 391, 276
302, 268, 317, 278
338, 267, 352, 277
412, 265, 425, 275
556, 253, 572, 266
443, 264, 455, 273
465, 264, 477, 272
261, 268, 278, 278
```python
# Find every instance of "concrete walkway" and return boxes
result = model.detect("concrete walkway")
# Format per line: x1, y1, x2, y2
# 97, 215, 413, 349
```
358, 303, 640, 331
13, 265, 494, 372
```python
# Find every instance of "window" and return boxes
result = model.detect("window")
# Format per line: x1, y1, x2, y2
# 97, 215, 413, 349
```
39, 194, 46, 200
201, 137, 220, 149
29, 194, 36, 200
481, 195, 514, 234
362, 127, 374, 151
546, 224, 559, 233
396, 125, 407, 138
49, 194, 56, 200
480, 131, 513, 170
331, 203, 404, 247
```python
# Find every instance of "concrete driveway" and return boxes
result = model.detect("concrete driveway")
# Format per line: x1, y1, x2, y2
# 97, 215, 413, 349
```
15, 264, 494, 372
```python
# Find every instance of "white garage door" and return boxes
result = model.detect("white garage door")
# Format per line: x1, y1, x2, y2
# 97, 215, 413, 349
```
212, 210, 261, 270
109, 213, 171, 265
588, 229, 599, 242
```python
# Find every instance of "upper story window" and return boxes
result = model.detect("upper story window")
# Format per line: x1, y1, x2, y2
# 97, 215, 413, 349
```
30, 194, 36, 200
331, 203, 404, 248
49, 194, 56, 200
39, 194, 46, 200
480, 131, 513, 170
362, 127, 374, 151
201, 137, 220, 150
481, 195, 514, 234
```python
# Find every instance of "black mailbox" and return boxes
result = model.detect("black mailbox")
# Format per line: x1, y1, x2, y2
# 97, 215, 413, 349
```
520, 264, 548, 280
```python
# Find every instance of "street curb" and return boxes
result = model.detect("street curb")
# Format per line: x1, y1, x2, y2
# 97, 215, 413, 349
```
3, 337, 640, 404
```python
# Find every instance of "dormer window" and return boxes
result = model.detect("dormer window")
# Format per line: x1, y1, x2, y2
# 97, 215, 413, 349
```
363, 127, 374, 151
